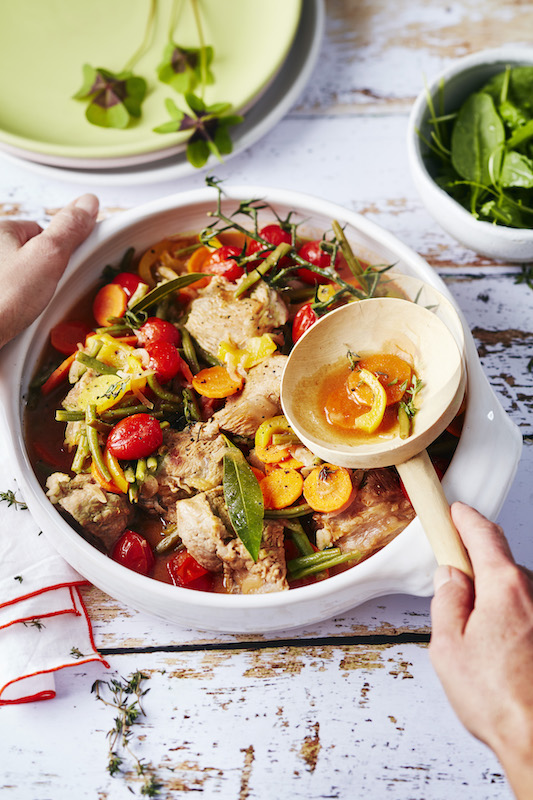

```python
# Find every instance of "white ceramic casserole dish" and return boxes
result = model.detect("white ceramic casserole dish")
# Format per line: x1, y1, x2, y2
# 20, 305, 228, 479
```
0, 186, 522, 632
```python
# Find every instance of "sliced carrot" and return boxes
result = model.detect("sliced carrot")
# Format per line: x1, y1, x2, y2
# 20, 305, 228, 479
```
93, 283, 128, 327
303, 463, 353, 513
347, 353, 412, 406
187, 245, 214, 273
50, 320, 92, 355
260, 468, 304, 510
250, 466, 266, 482
191, 366, 243, 398
41, 352, 76, 395
91, 459, 125, 494
264, 455, 304, 474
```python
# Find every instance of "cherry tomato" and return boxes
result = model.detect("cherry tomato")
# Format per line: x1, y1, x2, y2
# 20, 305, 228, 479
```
111, 530, 154, 576
202, 245, 244, 282
247, 224, 292, 259
292, 303, 319, 343
111, 272, 148, 299
167, 550, 214, 591
107, 414, 163, 460
146, 341, 182, 383
296, 240, 338, 284
137, 317, 181, 347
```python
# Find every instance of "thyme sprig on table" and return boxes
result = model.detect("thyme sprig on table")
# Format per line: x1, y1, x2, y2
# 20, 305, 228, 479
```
92, 672, 162, 796
0, 489, 27, 510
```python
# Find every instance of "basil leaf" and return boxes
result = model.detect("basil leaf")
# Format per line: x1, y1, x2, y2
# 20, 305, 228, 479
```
129, 274, 205, 313
451, 92, 505, 185
222, 437, 264, 562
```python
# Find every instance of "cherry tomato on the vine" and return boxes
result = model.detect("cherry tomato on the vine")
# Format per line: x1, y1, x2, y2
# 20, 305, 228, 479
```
292, 303, 319, 343
111, 272, 148, 299
107, 414, 163, 461
248, 224, 292, 259
296, 240, 339, 284
202, 245, 244, 282
167, 550, 214, 591
137, 317, 181, 347
111, 530, 154, 576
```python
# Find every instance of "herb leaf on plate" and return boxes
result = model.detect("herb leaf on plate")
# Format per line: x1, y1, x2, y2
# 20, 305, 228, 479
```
157, 42, 214, 94
73, 66, 147, 129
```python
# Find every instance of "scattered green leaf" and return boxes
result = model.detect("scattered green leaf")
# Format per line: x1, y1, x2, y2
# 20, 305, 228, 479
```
157, 42, 213, 93
0, 490, 27, 510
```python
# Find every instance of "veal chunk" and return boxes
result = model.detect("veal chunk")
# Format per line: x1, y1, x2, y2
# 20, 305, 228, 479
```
173, 489, 288, 593
46, 472, 133, 551
213, 354, 287, 438
184, 276, 288, 357
218, 520, 288, 594
315, 468, 415, 558
139, 420, 227, 521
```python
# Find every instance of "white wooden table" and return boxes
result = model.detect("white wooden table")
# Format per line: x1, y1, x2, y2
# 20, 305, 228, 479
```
1, 1, 532, 797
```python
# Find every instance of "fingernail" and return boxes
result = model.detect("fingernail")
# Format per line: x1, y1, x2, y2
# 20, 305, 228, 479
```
433, 565, 452, 592
73, 193, 99, 217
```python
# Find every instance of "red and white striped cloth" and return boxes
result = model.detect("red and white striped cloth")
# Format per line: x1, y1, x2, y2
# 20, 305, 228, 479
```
0, 460, 109, 704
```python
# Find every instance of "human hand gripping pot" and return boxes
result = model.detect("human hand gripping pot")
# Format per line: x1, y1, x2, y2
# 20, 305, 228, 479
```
0, 193, 98, 349
430, 501, 533, 800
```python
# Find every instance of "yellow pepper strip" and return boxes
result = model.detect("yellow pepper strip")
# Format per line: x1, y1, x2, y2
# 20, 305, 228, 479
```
316, 285, 337, 303
218, 334, 277, 371
96, 334, 136, 369
352, 368, 387, 433
104, 448, 129, 493
254, 415, 296, 464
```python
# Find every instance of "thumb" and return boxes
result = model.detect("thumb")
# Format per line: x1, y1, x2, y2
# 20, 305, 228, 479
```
25, 194, 99, 279
429, 565, 474, 667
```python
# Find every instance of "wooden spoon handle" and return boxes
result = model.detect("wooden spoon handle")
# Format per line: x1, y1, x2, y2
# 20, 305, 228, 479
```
396, 450, 473, 578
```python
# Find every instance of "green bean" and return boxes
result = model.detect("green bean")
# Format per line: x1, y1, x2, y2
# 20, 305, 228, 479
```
147, 456, 159, 473
398, 405, 411, 439
128, 483, 139, 503
71, 432, 89, 474
135, 458, 147, 484
76, 352, 119, 376
124, 466, 136, 484
85, 404, 111, 481
264, 503, 312, 519
180, 326, 200, 373
101, 404, 154, 420
55, 410, 85, 422
290, 526, 315, 557
87, 418, 112, 434
288, 548, 341, 569
234, 242, 292, 298
147, 374, 183, 403
95, 324, 134, 336
155, 525, 182, 555
331, 220, 369, 294
183, 387, 202, 423
75, 338, 103, 378
288, 550, 361, 581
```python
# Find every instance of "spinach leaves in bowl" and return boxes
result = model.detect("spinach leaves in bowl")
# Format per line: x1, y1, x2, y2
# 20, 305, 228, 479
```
421, 65, 533, 228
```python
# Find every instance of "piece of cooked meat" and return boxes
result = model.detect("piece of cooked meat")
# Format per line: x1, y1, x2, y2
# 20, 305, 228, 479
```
213, 354, 287, 438
184, 275, 288, 356
139, 419, 227, 521
171, 488, 288, 593
315, 468, 415, 557
46, 472, 133, 551
218, 520, 288, 594
173, 488, 233, 572
61, 369, 98, 410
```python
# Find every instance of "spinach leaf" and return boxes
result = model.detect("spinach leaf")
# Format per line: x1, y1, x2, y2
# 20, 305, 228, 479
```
222, 437, 264, 562
500, 150, 533, 188
451, 92, 505, 185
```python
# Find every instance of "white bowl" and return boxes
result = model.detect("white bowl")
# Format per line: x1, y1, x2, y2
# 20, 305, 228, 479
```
407, 47, 533, 262
0, 186, 522, 632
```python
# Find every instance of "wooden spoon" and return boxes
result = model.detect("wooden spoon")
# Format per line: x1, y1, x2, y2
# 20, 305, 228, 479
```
281, 296, 473, 577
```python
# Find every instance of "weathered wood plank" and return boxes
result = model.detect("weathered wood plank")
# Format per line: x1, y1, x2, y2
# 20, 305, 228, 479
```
0, 646, 512, 800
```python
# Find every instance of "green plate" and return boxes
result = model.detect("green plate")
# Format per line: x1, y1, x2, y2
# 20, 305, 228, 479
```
0, 0, 301, 163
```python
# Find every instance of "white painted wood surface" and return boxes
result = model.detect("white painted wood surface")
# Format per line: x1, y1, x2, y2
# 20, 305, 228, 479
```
1, 1, 532, 797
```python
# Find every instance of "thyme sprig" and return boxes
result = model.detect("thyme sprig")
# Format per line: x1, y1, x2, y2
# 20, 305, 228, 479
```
398, 376, 424, 439
201, 177, 391, 298
0, 490, 27, 510
92, 672, 162, 796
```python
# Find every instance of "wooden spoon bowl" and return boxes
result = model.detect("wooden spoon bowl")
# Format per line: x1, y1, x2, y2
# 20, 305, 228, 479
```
281, 295, 472, 576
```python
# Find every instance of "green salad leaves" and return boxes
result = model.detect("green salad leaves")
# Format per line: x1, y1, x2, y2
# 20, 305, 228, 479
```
422, 65, 533, 227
